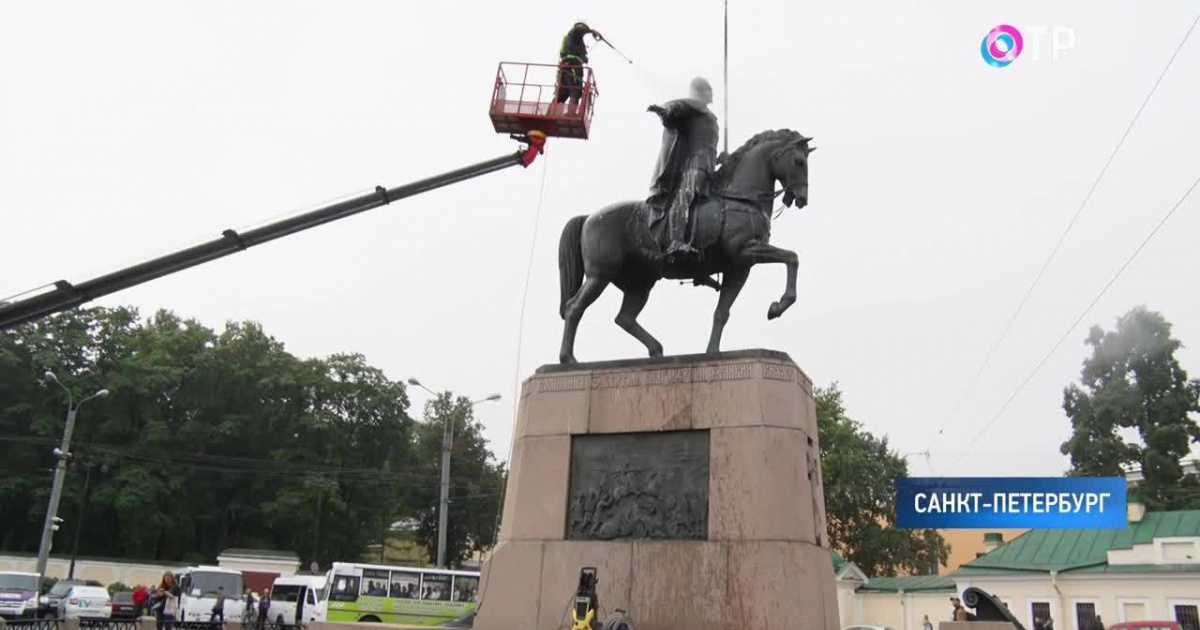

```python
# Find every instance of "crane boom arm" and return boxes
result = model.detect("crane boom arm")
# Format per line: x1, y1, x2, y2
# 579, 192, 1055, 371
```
0, 134, 546, 332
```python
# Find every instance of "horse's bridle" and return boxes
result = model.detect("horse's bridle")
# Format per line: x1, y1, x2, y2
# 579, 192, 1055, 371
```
717, 143, 805, 216
770, 142, 807, 200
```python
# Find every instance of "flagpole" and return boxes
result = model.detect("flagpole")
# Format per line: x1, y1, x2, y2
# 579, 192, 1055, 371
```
723, 0, 729, 154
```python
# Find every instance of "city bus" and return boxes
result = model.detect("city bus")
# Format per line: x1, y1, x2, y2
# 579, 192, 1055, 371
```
177, 566, 244, 623
320, 562, 479, 626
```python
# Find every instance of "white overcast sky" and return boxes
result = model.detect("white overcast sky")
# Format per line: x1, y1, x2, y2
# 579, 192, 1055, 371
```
3, 0, 1199, 477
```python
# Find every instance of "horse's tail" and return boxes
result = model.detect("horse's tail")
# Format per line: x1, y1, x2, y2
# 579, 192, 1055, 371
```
558, 215, 587, 319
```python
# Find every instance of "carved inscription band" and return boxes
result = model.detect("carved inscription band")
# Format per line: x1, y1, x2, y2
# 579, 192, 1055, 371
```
528, 361, 809, 394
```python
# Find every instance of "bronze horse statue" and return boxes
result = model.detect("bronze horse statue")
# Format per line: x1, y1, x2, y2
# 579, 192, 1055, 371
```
557, 129, 815, 364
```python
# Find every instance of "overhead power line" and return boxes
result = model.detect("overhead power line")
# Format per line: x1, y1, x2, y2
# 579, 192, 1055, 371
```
944, 169, 1200, 475
924, 9, 1200, 458
0, 434, 501, 492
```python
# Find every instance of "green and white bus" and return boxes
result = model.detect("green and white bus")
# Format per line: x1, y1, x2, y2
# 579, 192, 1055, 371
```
318, 562, 479, 626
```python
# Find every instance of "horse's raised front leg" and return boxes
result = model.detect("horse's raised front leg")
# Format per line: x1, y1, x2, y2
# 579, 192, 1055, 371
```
740, 242, 799, 320
706, 266, 750, 354
559, 276, 611, 364
615, 284, 663, 358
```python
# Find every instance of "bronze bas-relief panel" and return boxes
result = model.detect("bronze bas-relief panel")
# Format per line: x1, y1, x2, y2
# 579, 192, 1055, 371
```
566, 430, 710, 540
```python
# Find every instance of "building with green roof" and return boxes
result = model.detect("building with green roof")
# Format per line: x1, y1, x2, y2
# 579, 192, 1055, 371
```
839, 506, 1200, 630
951, 508, 1200, 630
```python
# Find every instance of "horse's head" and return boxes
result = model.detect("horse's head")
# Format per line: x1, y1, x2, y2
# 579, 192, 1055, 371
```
769, 135, 815, 210
717, 129, 816, 212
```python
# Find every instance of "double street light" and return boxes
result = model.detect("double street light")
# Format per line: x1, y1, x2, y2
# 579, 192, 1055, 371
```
36, 372, 108, 588
407, 377, 500, 569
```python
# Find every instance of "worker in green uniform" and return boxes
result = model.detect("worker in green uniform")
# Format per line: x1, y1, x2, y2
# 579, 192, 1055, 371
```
554, 21, 602, 115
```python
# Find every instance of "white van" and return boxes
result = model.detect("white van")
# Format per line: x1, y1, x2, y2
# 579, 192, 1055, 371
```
0, 571, 40, 620
178, 566, 244, 623
268, 575, 326, 625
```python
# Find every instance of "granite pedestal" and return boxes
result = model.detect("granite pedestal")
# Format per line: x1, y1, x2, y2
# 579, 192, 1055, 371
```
473, 350, 838, 630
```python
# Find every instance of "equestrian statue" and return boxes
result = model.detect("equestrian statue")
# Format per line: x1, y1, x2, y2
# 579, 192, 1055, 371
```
557, 76, 815, 364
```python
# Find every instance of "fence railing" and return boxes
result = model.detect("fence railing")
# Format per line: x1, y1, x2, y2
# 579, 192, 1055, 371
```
80, 620, 141, 630
1, 619, 63, 630
164, 623, 303, 630
174, 624, 302, 630
0, 621, 306, 630
0, 621, 307, 630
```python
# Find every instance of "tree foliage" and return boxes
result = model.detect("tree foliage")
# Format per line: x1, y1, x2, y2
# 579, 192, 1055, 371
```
0, 306, 504, 567
1060, 307, 1200, 509
407, 394, 505, 568
816, 385, 949, 577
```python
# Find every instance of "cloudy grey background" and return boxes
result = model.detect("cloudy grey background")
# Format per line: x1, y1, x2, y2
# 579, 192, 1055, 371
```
3, 0, 1199, 476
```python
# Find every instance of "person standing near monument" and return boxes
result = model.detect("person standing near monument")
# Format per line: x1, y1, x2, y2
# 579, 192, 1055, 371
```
950, 596, 978, 622
646, 77, 721, 260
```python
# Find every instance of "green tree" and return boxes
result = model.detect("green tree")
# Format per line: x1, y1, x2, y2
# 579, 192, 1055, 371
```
0, 306, 416, 566
816, 385, 949, 577
1060, 307, 1200, 509
0, 305, 140, 551
410, 393, 505, 568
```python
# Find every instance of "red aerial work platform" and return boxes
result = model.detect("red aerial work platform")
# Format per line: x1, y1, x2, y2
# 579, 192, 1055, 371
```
0, 63, 586, 331
489, 62, 598, 140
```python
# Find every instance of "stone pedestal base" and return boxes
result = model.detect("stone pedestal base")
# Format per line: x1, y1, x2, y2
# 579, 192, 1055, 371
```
474, 350, 837, 630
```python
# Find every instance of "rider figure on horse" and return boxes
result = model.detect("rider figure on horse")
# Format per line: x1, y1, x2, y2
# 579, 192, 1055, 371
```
646, 77, 722, 261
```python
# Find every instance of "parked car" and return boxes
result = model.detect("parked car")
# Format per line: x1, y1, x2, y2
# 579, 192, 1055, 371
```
40, 580, 96, 618
56, 586, 111, 620
110, 591, 137, 619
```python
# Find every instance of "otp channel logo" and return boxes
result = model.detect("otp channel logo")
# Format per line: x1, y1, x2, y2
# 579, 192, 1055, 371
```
981, 25, 1023, 67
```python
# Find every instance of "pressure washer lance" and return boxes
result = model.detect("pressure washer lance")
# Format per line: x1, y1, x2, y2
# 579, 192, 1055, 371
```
599, 35, 634, 64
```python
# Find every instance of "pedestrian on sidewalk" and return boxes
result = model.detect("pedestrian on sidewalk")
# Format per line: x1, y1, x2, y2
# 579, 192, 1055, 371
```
157, 572, 181, 630
133, 584, 148, 618
256, 588, 271, 630
209, 586, 226, 623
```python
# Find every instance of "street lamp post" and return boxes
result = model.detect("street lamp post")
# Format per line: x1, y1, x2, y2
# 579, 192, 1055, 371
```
67, 460, 97, 580
408, 377, 500, 569
35, 372, 108, 590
